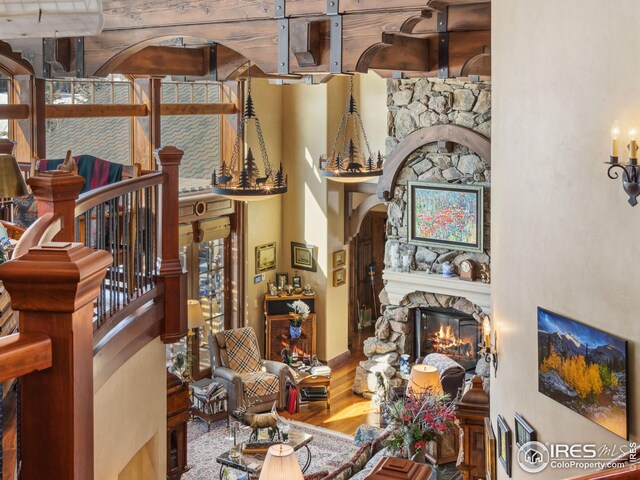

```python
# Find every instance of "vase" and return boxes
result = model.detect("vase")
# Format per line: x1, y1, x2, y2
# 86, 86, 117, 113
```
289, 325, 302, 339
399, 354, 411, 375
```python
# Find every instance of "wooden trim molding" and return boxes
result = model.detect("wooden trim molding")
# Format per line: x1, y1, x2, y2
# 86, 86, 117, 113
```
160, 103, 237, 116
327, 350, 351, 369
45, 103, 149, 118
0, 104, 30, 119
346, 194, 385, 242
377, 124, 491, 201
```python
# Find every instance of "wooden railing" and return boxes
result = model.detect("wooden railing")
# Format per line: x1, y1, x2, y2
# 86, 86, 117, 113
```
74, 172, 162, 330
0, 146, 188, 479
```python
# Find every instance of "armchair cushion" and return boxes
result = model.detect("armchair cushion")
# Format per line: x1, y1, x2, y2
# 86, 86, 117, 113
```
242, 371, 279, 398
222, 327, 262, 374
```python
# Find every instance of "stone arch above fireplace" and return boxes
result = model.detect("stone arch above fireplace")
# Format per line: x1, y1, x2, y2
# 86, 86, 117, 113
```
377, 123, 491, 201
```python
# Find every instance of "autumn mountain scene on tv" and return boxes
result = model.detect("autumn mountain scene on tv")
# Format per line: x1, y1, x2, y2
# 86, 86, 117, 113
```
537, 308, 627, 439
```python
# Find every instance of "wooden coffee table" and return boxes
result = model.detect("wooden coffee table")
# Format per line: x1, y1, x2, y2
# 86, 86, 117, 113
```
216, 429, 313, 479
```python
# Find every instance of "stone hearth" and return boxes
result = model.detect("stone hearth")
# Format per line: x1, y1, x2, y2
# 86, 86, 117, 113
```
352, 271, 492, 399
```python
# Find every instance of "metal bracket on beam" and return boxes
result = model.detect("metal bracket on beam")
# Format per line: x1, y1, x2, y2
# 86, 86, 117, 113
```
42, 39, 52, 79
437, 10, 448, 79
75, 37, 84, 78
278, 18, 290, 75
209, 42, 218, 81
327, 0, 339, 15
274, 0, 285, 19
330, 15, 342, 73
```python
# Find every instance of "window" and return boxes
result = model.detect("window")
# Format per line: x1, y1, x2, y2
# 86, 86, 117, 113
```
161, 80, 222, 191
45, 74, 133, 163
0, 69, 10, 139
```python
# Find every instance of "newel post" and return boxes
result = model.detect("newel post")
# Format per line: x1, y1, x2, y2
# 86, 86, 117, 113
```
0, 242, 112, 480
155, 146, 188, 343
27, 171, 84, 242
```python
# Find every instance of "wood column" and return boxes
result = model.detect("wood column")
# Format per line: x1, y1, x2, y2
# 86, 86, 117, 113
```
155, 146, 188, 343
27, 171, 84, 242
0, 243, 112, 480
455, 376, 490, 480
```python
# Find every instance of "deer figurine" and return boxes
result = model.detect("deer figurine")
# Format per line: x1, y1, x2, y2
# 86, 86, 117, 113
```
234, 400, 280, 442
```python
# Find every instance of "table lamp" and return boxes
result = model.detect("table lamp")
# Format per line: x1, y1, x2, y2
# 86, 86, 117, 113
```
259, 444, 304, 480
187, 299, 205, 332
407, 364, 443, 396
0, 154, 28, 198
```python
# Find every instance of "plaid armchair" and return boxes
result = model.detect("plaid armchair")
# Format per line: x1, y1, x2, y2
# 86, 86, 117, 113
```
211, 327, 289, 414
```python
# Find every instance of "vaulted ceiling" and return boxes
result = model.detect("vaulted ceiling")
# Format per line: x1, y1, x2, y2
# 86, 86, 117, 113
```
1, 0, 490, 81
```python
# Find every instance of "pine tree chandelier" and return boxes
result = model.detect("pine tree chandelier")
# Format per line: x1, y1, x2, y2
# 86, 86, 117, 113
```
212, 67, 287, 201
319, 77, 384, 183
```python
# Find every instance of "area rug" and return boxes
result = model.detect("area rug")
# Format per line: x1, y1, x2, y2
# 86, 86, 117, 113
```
183, 417, 359, 479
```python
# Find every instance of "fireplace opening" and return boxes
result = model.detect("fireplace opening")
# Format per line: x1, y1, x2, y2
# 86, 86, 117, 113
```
414, 307, 481, 371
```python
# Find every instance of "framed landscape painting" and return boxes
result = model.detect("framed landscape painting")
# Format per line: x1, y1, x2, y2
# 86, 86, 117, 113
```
255, 242, 276, 273
407, 181, 484, 252
291, 242, 317, 272
538, 308, 628, 439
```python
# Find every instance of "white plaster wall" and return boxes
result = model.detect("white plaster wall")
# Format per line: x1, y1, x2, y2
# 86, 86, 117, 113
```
492, 1, 640, 479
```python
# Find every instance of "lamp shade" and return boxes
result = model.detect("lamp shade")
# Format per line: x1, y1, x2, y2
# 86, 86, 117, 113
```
407, 364, 443, 396
259, 444, 304, 480
0, 154, 28, 198
187, 300, 205, 330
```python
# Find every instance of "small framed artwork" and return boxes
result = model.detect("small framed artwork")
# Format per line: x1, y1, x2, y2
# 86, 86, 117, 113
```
484, 417, 496, 480
407, 181, 484, 253
256, 242, 277, 273
267, 281, 277, 296
333, 250, 346, 268
275, 272, 288, 290
291, 242, 317, 272
497, 415, 512, 477
333, 268, 346, 287
292, 275, 302, 289
514, 413, 536, 449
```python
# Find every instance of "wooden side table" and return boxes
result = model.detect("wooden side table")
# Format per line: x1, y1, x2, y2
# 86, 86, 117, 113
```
293, 370, 331, 412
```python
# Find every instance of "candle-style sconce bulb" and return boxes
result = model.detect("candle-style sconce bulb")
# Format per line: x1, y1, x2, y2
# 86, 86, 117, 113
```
629, 125, 638, 163
605, 121, 640, 206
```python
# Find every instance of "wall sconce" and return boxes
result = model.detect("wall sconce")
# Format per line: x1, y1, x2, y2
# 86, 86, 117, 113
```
481, 317, 497, 375
607, 122, 640, 206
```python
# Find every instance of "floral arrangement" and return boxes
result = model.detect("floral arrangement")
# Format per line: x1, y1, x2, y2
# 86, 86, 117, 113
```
384, 387, 457, 460
0, 237, 14, 265
287, 299, 310, 327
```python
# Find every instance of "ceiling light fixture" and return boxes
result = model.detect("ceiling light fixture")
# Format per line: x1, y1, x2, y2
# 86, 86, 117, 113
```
212, 65, 287, 202
319, 76, 384, 183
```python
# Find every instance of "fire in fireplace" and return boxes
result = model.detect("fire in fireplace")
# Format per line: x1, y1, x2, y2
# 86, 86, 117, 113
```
414, 308, 481, 371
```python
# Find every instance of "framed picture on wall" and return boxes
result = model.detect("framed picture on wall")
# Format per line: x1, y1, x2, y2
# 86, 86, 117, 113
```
484, 417, 496, 480
537, 307, 628, 439
291, 242, 317, 272
333, 250, 346, 268
497, 415, 512, 477
333, 268, 346, 287
514, 413, 536, 449
407, 181, 484, 253
292, 275, 302, 289
255, 242, 277, 273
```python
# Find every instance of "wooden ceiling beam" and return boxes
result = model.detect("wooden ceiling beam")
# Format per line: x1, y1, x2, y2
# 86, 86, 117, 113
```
45, 104, 149, 118
112, 45, 210, 76
160, 103, 237, 116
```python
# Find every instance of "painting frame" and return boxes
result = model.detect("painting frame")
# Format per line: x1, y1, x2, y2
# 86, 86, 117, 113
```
496, 415, 512, 478
333, 250, 346, 268
514, 413, 536, 449
333, 268, 346, 287
255, 242, 277, 273
537, 307, 629, 440
407, 181, 484, 253
291, 242, 317, 272
484, 417, 496, 480
275, 272, 288, 290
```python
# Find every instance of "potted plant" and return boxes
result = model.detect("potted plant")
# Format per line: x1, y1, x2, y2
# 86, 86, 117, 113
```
384, 387, 456, 463
169, 351, 197, 383
287, 299, 310, 339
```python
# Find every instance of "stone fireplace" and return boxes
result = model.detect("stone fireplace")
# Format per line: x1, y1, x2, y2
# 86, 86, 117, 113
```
352, 77, 492, 399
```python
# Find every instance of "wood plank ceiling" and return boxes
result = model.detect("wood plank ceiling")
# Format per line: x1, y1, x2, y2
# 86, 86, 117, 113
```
0, 0, 491, 80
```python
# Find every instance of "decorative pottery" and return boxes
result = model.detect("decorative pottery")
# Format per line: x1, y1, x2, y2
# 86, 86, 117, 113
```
289, 325, 302, 339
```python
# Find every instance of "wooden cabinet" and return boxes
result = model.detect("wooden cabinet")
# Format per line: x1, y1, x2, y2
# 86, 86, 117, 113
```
264, 294, 316, 362
167, 372, 190, 480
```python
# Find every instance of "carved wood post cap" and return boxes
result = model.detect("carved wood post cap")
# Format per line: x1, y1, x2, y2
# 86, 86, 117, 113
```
455, 375, 489, 412
27, 171, 85, 202
0, 138, 16, 155
154, 145, 184, 166
0, 242, 113, 313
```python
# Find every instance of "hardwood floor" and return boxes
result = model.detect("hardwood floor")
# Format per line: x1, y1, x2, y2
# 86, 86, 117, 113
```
281, 328, 380, 436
